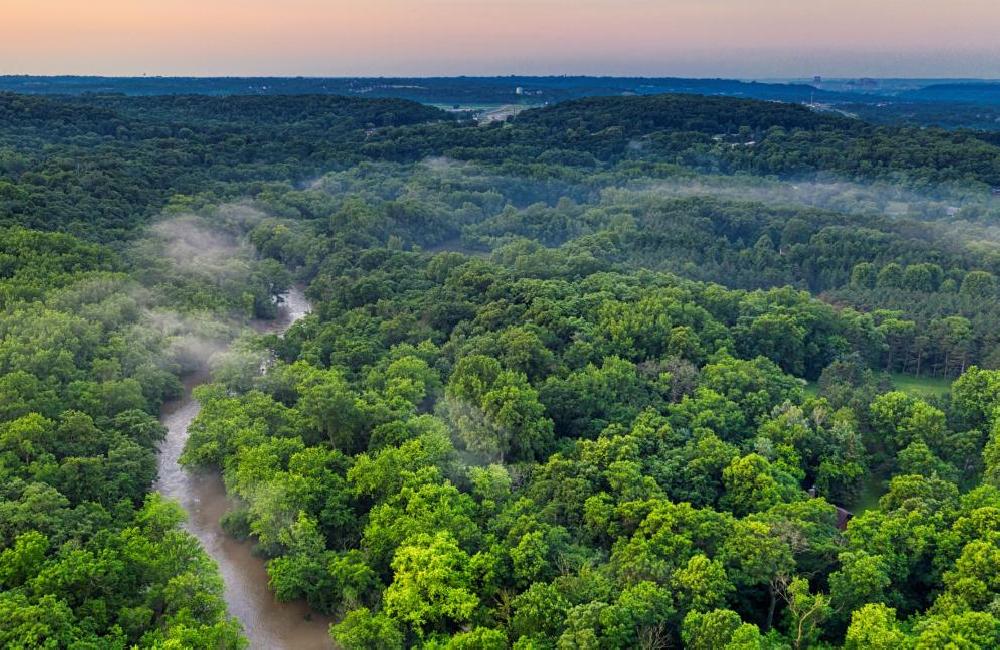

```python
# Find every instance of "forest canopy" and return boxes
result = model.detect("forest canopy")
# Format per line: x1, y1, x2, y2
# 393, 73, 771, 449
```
1, 89, 999, 648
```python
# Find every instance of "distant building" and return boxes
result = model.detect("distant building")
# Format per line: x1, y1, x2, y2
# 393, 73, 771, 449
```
808, 484, 853, 530
835, 507, 854, 531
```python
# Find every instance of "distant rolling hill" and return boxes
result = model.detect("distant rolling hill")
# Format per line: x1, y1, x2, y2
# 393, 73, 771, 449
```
899, 82, 1000, 103
0, 75, 852, 105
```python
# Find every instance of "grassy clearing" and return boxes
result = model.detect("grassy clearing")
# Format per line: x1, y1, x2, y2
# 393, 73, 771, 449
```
850, 472, 888, 513
889, 372, 953, 398
803, 373, 952, 401
817, 374, 953, 515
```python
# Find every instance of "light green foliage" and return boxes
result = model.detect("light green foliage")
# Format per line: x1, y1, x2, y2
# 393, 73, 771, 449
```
758, 401, 867, 504
674, 554, 733, 613
951, 367, 1000, 430
913, 611, 1000, 649
722, 453, 786, 516
699, 355, 804, 429
850, 263, 878, 289
986, 421, 1000, 488
844, 603, 908, 649
829, 551, 892, 619
0, 531, 48, 589
935, 539, 1000, 614
478, 374, 554, 461
438, 627, 509, 649
870, 391, 949, 454
722, 520, 795, 591
898, 440, 958, 482
959, 271, 996, 302
601, 581, 675, 648
330, 607, 404, 650
266, 513, 335, 610
7, 91, 1000, 649
349, 421, 456, 500
363, 474, 479, 569
683, 609, 766, 649
0, 230, 244, 645
0, 495, 244, 648
297, 366, 365, 451
468, 463, 512, 512
445, 355, 555, 462
778, 576, 831, 649
383, 355, 441, 407
383, 532, 479, 637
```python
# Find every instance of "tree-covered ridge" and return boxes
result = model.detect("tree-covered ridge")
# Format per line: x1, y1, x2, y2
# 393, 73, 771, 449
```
0, 92, 448, 240
0, 215, 290, 646
249, 160, 997, 377
1, 89, 999, 647
0, 226, 119, 306
183, 225, 1000, 647
3, 91, 1000, 243
358, 93, 1000, 190
516, 94, 843, 135
0, 270, 244, 647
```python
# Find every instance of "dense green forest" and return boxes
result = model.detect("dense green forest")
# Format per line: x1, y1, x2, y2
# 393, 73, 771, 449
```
6, 76, 1000, 133
1, 90, 999, 648
0, 233, 241, 646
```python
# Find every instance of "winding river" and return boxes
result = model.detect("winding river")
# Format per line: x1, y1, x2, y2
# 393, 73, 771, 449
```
154, 288, 334, 649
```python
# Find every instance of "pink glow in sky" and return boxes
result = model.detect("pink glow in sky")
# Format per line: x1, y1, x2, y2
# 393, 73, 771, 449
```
3, 0, 999, 77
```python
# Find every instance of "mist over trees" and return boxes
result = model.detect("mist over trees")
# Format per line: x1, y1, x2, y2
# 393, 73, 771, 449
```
1, 89, 1000, 648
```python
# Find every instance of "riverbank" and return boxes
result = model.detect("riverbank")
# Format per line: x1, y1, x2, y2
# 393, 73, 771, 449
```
154, 288, 333, 650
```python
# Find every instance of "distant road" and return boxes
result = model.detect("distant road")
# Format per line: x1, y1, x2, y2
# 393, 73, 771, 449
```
477, 104, 526, 124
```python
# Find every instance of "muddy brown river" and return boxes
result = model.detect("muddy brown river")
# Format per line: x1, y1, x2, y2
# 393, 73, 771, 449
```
154, 288, 333, 649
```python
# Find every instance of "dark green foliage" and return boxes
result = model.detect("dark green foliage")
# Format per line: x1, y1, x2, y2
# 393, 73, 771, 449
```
4, 88, 1000, 648
0, 92, 447, 240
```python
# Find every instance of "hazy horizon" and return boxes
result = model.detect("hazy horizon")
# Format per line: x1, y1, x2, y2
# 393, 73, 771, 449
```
1, 74, 998, 82
4, 0, 999, 78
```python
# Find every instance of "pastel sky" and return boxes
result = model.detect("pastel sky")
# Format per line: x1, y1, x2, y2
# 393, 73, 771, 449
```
3, 0, 999, 77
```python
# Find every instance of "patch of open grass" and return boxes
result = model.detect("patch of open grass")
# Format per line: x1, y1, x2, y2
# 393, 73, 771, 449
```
889, 372, 952, 398
805, 373, 953, 515
849, 472, 888, 513
804, 373, 951, 400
